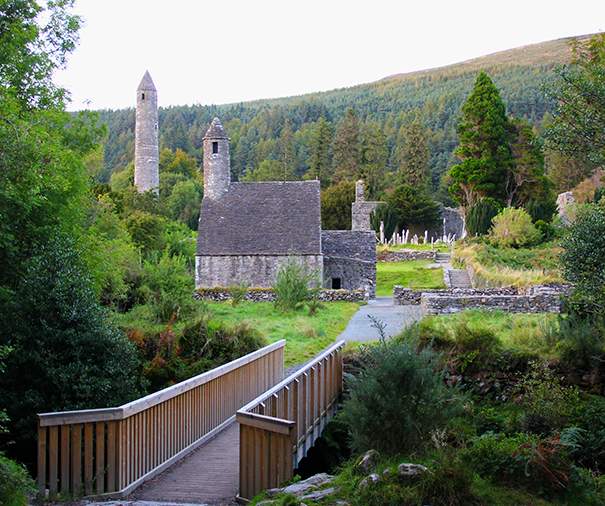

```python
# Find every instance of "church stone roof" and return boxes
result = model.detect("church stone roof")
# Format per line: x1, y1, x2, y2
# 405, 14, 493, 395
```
204, 117, 229, 139
137, 70, 156, 91
321, 230, 376, 262
197, 180, 322, 256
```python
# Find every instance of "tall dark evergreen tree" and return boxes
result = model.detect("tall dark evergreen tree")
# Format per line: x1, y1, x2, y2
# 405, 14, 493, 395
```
506, 118, 549, 207
306, 117, 334, 187
360, 122, 388, 198
332, 108, 361, 183
395, 118, 431, 189
448, 72, 513, 208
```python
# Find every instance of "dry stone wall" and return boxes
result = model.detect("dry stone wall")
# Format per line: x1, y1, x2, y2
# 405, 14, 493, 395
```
394, 284, 569, 314
194, 287, 367, 303
378, 250, 436, 262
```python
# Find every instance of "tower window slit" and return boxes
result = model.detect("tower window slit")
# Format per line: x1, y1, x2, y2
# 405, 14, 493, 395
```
212, 141, 219, 154
141, 93, 145, 100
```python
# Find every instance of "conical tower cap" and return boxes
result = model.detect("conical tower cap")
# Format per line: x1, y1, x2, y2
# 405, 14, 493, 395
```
204, 117, 229, 140
137, 70, 156, 91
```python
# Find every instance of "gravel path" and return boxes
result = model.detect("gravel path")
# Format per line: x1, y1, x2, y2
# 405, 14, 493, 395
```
337, 297, 423, 342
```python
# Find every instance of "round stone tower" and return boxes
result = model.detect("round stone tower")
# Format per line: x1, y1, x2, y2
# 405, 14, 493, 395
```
203, 117, 231, 199
134, 70, 159, 194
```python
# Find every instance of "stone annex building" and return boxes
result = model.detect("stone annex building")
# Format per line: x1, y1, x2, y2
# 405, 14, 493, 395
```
133, 72, 379, 297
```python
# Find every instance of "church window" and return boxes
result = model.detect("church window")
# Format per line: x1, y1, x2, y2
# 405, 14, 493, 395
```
141, 93, 145, 100
212, 141, 219, 154
331, 277, 342, 289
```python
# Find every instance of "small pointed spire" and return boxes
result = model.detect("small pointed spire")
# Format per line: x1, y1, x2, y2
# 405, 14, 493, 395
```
137, 70, 156, 91
204, 117, 228, 139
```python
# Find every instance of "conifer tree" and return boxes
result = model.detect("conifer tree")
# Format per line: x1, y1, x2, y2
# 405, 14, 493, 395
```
449, 72, 513, 208
332, 108, 361, 183
395, 118, 431, 189
360, 122, 388, 198
307, 117, 334, 187
279, 119, 296, 179
505, 118, 549, 207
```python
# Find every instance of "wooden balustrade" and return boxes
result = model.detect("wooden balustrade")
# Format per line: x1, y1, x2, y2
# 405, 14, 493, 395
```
37, 340, 285, 499
236, 340, 345, 501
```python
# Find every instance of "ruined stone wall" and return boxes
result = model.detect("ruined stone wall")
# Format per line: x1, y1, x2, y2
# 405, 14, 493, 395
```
134, 85, 159, 193
194, 287, 367, 303
421, 293, 563, 315
352, 201, 379, 231
393, 285, 565, 314
394, 286, 519, 305
377, 250, 436, 262
323, 257, 376, 298
195, 255, 323, 288
321, 230, 376, 297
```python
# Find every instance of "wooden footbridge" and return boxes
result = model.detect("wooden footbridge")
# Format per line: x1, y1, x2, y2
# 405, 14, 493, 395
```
37, 339, 345, 503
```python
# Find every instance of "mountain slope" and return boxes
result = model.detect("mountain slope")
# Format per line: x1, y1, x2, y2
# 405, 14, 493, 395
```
98, 33, 595, 187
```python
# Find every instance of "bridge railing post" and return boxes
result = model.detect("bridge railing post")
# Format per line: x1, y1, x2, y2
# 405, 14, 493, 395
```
237, 340, 345, 501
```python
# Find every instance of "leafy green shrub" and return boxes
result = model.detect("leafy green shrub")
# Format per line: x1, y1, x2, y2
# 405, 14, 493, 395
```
418, 452, 478, 506
0, 453, 35, 506
566, 397, 605, 471
488, 207, 542, 248
139, 249, 194, 322
561, 204, 605, 319
526, 197, 557, 223
553, 315, 605, 371
273, 260, 316, 312
534, 219, 555, 242
341, 338, 462, 455
464, 432, 572, 494
517, 360, 580, 433
474, 406, 507, 435
466, 198, 501, 236
228, 283, 248, 307
0, 235, 141, 466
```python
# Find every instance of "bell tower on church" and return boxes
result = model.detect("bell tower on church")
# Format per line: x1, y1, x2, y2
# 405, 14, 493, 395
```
134, 70, 159, 194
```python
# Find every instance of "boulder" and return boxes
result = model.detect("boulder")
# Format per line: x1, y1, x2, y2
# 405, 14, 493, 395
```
398, 463, 429, 481
358, 473, 380, 490
300, 486, 338, 501
355, 449, 379, 474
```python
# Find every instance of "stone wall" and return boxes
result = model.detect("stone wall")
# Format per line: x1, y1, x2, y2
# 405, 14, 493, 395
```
421, 292, 563, 315
194, 287, 367, 303
394, 285, 565, 313
321, 230, 376, 297
195, 255, 323, 289
377, 250, 436, 262
393, 286, 519, 305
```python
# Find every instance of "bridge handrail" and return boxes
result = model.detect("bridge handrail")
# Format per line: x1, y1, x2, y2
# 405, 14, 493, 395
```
38, 340, 286, 427
236, 340, 345, 500
238, 339, 344, 415
37, 339, 286, 499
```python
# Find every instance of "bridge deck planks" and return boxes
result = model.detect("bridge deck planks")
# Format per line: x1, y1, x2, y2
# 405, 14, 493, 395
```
132, 422, 239, 505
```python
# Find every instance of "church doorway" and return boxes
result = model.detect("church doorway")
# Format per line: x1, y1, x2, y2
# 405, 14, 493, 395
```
331, 277, 342, 289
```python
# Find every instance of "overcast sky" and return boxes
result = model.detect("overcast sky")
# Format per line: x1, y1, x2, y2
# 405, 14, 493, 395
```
57, 0, 605, 111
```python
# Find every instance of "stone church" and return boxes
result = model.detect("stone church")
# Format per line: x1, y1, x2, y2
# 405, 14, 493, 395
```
195, 118, 379, 296
131, 73, 379, 296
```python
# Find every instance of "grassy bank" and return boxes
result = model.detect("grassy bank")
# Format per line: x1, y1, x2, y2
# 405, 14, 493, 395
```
376, 260, 445, 296
207, 301, 360, 367
454, 241, 562, 287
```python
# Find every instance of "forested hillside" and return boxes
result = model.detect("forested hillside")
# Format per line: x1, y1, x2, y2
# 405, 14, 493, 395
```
98, 35, 590, 189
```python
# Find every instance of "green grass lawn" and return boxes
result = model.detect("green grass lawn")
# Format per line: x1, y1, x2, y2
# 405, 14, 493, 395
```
207, 301, 360, 367
376, 260, 445, 296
